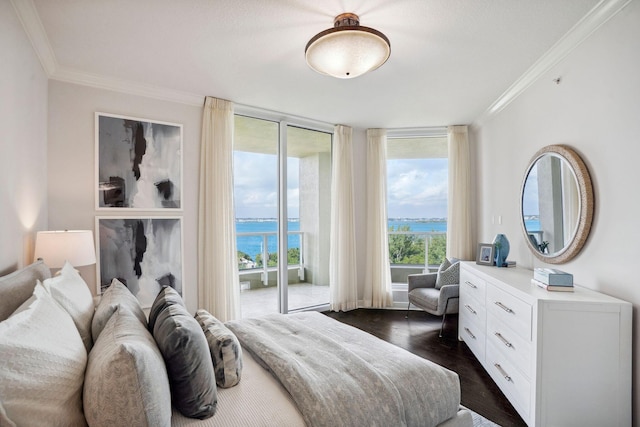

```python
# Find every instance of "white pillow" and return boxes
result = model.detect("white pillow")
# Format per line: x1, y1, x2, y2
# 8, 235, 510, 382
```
0, 284, 87, 426
42, 261, 95, 351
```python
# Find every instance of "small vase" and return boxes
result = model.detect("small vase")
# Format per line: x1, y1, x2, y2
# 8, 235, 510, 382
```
493, 234, 510, 267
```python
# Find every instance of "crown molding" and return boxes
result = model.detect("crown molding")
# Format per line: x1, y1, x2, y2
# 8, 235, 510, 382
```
14, 0, 632, 115
11, 0, 57, 75
52, 67, 204, 106
473, 0, 632, 127
11, 0, 203, 106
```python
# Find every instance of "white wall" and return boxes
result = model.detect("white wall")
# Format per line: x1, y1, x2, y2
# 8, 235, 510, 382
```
0, 0, 48, 274
47, 81, 203, 312
471, 1, 640, 421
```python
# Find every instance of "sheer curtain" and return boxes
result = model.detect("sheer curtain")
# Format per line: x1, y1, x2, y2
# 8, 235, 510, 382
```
329, 125, 358, 311
447, 125, 474, 260
198, 97, 240, 321
363, 129, 393, 308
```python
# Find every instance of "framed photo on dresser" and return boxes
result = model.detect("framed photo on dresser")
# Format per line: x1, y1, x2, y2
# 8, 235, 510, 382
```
476, 243, 494, 265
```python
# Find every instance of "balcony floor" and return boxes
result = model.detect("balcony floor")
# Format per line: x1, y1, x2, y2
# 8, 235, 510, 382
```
239, 283, 330, 318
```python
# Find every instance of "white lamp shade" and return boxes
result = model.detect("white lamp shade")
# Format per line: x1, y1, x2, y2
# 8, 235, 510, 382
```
34, 230, 97, 268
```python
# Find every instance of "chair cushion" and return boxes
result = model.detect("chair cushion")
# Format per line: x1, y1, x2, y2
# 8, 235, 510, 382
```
408, 287, 440, 313
435, 258, 460, 289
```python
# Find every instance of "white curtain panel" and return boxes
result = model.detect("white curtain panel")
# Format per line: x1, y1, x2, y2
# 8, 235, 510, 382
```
198, 97, 240, 321
329, 125, 358, 312
363, 129, 393, 308
446, 125, 474, 260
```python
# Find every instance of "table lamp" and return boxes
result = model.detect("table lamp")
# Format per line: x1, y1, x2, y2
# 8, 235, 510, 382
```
33, 230, 97, 268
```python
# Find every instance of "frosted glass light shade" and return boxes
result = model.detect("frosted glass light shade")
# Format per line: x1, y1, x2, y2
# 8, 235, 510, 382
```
305, 13, 390, 79
34, 230, 97, 268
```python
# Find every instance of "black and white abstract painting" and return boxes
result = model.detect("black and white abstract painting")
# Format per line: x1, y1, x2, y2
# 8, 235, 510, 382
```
96, 217, 183, 308
96, 113, 182, 209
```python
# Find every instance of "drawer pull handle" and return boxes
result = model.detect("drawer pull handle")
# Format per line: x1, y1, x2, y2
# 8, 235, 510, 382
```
494, 301, 514, 314
494, 363, 512, 382
464, 304, 477, 314
464, 327, 476, 340
464, 280, 478, 289
494, 332, 513, 348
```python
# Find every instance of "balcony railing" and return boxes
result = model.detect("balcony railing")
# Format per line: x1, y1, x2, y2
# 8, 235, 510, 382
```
237, 231, 304, 286
388, 230, 447, 270
237, 230, 445, 287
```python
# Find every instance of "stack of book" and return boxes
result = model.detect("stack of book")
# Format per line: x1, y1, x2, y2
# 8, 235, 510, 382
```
531, 268, 574, 292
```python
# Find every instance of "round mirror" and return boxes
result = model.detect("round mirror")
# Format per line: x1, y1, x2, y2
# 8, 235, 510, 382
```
520, 145, 594, 264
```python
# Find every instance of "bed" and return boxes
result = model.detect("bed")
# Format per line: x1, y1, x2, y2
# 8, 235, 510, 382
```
0, 261, 473, 427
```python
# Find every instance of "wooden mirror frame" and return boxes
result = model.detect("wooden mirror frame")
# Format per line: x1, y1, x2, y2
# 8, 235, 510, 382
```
520, 145, 594, 264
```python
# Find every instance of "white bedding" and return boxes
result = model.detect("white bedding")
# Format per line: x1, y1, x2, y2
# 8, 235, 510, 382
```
0, 262, 473, 427
171, 350, 305, 427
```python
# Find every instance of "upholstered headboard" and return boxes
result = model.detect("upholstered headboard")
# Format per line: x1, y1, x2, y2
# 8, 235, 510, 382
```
0, 260, 51, 321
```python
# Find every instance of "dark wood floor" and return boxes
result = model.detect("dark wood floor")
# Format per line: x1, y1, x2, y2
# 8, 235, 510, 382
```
324, 309, 527, 427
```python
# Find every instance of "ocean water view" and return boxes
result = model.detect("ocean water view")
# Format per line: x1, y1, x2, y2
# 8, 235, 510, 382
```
236, 218, 447, 262
237, 218, 543, 262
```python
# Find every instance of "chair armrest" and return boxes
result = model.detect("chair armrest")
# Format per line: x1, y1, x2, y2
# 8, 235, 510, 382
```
407, 272, 437, 292
438, 284, 459, 305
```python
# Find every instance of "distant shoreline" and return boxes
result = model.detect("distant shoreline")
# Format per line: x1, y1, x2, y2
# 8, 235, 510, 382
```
236, 217, 447, 222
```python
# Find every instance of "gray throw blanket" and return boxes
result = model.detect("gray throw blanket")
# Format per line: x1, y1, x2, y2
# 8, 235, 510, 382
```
226, 312, 460, 427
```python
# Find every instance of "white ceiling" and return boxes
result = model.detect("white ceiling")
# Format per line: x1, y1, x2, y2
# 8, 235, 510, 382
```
22, 0, 606, 129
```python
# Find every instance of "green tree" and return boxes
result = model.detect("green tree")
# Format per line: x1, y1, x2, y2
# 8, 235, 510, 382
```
388, 225, 425, 265
287, 248, 300, 265
237, 250, 254, 269
428, 234, 447, 265
255, 248, 300, 267
388, 225, 447, 266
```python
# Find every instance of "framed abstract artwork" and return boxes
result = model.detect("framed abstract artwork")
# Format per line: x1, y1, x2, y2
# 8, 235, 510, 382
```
95, 112, 183, 210
96, 216, 183, 308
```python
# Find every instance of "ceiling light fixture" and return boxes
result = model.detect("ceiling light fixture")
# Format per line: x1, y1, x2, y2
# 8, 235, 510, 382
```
305, 13, 390, 79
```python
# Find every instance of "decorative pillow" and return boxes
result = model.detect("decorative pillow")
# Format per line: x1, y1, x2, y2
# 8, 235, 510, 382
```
92, 278, 147, 342
148, 285, 185, 333
195, 309, 243, 388
151, 288, 217, 419
0, 260, 51, 321
42, 261, 95, 351
435, 258, 460, 289
84, 305, 172, 427
0, 284, 87, 426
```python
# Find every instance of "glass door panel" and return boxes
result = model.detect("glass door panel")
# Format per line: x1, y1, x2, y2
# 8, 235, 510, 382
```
234, 115, 279, 318
285, 125, 332, 312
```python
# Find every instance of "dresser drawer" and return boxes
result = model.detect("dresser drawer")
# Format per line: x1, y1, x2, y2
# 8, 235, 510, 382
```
460, 295, 486, 329
487, 285, 532, 341
460, 270, 486, 305
487, 314, 533, 378
486, 342, 531, 420
460, 312, 486, 362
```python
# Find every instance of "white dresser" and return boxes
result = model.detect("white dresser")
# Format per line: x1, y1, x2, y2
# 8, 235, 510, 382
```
459, 262, 632, 427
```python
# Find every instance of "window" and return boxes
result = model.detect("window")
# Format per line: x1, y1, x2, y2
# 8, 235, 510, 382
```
386, 135, 448, 283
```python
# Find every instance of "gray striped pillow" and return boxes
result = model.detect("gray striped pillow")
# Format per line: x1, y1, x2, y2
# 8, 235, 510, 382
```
195, 309, 243, 388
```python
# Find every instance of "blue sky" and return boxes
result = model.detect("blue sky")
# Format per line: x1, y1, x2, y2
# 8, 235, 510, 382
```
234, 153, 448, 219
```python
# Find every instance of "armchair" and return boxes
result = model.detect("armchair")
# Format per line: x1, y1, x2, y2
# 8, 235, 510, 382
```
406, 271, 459, 337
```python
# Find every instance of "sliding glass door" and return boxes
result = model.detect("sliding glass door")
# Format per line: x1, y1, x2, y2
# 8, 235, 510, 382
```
234, 115, 331, 318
